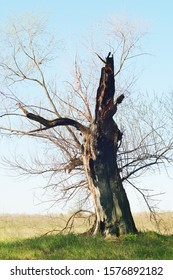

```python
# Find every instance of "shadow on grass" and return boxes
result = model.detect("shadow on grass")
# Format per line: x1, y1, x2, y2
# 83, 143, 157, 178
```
0, 232, 173, 260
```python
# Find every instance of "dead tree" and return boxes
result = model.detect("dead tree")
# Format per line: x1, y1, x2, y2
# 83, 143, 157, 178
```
18, 53, 138, 237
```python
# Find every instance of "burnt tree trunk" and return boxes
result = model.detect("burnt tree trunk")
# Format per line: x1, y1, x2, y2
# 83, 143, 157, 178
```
18, 53, 138, 237
82, 53, 137, 236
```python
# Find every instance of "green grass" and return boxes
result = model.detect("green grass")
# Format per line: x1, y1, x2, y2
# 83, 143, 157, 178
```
0, 232, 173, 260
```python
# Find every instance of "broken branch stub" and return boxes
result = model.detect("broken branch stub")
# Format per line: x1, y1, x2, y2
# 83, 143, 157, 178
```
95, 53, 124, 123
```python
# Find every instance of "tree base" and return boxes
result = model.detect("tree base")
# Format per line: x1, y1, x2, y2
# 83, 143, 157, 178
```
82, 219, 138, 238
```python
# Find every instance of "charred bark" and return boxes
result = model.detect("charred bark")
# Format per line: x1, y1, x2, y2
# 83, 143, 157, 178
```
82, 123, 137, 236
82, 53, 138, 236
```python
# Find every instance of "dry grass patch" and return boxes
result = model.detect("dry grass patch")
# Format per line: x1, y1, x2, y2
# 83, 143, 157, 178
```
0, 211, 173, 241
0, 214, 64, 241
134, 211, 173, 235
0, 213, 92, 241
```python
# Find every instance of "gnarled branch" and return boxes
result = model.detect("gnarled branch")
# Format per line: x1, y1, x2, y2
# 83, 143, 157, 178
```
18, 103, 89, 134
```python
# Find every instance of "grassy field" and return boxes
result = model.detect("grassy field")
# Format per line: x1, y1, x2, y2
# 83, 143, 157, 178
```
0, 212, 173, 259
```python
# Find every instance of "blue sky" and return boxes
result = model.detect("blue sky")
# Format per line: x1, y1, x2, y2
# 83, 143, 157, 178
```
0, 0, 173, 214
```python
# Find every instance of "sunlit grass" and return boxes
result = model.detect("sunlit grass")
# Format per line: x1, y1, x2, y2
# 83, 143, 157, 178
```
0, 232, 172, 260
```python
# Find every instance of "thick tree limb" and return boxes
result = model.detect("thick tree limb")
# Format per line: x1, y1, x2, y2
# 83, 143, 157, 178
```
17, 103, 89, 134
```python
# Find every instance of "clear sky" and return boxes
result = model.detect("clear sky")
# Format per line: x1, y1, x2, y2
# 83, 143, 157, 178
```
0, 0, 173, 214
